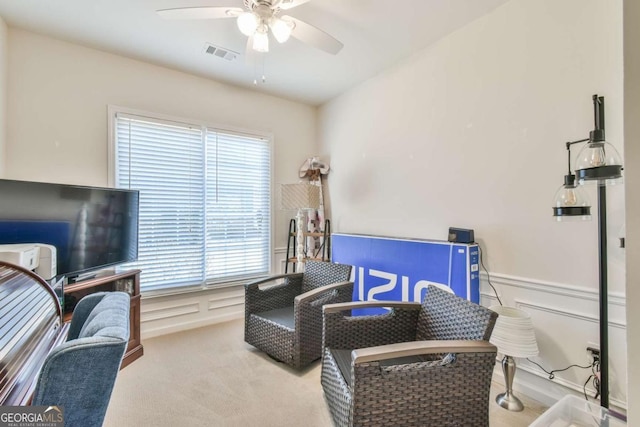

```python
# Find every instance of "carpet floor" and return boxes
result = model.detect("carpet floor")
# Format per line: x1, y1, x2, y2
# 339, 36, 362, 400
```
104, 319, 547, 426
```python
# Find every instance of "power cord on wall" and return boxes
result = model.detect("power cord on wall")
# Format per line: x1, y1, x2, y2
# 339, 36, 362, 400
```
527, 357, 601, 401
526, 358, 595, 380
581, 359, 601, 400
591, 359, 601, 400
477, 243, 502, 306
477, 245, 602, 402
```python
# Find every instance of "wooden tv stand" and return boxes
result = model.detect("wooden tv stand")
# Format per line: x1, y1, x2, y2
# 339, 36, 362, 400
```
63, 269, 143, 368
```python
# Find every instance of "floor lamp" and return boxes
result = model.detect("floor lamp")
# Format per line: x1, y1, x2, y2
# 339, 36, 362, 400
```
552, 95, 623, 409
280, 183, 320, 269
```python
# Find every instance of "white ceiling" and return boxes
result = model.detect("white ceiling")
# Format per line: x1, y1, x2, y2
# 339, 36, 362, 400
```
0, 0, 510, 106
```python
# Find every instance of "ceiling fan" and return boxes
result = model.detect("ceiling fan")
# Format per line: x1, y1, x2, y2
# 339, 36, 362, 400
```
157, 0, 344, 55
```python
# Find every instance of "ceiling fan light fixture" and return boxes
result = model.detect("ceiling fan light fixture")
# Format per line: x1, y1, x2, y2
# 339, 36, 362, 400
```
157, 1, 344, 58
237, 12, 259, 36
270, 17, 294, 43
253, 27, 269, 52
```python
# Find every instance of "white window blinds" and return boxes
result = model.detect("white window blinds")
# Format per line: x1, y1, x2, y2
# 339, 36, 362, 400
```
114, 112, 271, 291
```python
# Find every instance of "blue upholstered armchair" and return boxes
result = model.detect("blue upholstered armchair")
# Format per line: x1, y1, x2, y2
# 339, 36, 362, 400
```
32, 292, 130, 427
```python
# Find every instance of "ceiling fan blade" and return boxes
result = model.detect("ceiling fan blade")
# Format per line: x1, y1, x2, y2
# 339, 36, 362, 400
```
157, 7, 243, 20
282, 15, 343, 55
278, 0, 311, 10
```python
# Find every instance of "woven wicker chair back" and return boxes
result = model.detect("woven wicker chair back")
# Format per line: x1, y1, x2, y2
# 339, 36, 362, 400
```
415, 285, 497, 342
301, 261, 352, 293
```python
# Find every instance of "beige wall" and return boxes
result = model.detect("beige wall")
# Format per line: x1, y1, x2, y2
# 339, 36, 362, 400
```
4, 27, 317, 337
0, 16, 7, 176
320, 0, 624, 291
624, 0, 639, 422
6, 28, 315, 252
2, 0, 634, 410
319, 0, 626, 407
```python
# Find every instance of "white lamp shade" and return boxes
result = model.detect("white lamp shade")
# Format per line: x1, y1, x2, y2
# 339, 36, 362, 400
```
280, 183, 320, 210
489, 306, 539, 358
270, 17, 293, 43
252, 28, 269, 52
237, 12, 259, 36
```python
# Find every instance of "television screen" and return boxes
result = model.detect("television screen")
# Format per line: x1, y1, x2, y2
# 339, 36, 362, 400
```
0, 179, 139, 280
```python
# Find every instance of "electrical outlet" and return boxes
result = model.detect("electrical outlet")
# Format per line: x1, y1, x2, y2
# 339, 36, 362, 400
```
587, 345, 600, 364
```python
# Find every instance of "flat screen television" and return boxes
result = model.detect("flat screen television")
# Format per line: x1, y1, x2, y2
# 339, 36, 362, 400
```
0, 179, 139, 281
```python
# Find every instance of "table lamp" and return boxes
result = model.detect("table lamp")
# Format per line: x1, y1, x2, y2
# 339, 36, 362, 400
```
489, 306, 539, 411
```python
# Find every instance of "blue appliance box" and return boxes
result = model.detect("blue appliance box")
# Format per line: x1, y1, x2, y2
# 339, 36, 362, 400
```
331, 233, 479, 313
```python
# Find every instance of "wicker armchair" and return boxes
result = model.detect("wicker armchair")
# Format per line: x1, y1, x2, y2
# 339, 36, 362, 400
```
321, 285, 498, 427
245, 260, 352, 369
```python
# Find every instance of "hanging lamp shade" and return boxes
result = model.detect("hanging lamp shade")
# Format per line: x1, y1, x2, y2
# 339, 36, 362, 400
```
270, 17, 293, 43
552, 174, 591, 221
575, 141, 623, 185
237, 12, 259, 36
252, 26, 269, 52
575, 95, 623, 185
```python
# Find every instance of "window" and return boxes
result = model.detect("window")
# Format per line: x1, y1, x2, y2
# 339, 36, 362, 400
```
111, 109, 271, 291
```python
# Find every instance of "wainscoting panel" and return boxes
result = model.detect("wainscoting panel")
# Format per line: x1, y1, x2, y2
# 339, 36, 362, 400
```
140, 247, 289, 339
142, 301, 200, 323
481, 272, 627, 411
140, 285, 245, 339
138, 252, 626, 411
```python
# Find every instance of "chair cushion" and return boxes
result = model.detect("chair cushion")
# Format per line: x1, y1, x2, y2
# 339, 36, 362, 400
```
254, 306, 295, 330
78, 293, 130, 340
330, 349, 354, 387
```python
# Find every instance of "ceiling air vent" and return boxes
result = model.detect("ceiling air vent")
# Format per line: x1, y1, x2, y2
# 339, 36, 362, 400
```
203, 43, 239, 61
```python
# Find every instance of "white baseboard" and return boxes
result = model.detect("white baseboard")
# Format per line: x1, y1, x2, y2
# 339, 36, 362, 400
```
141, 310, 243, 339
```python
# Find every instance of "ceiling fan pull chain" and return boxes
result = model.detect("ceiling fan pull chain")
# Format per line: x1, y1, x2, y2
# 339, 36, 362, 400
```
253, 54, 267, 85
262, 56, 267, 83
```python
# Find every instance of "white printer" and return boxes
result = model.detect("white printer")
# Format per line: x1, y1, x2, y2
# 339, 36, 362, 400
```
34, 244, 57, 280
0, 243, 57, 280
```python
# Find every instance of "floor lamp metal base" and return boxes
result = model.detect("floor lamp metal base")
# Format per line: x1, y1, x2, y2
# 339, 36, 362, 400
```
496, 391, 524, 412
